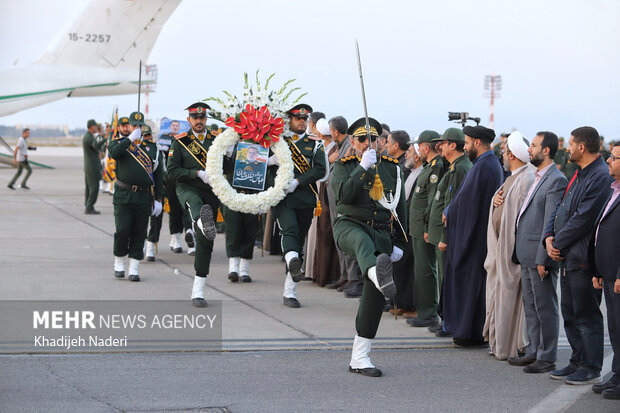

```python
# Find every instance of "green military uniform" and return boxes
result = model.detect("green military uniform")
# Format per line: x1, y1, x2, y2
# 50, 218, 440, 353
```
167, 128, 220, 276
408, 130, 446, 323
332, 118, 407, 377
82, 119, 107, 213
109, 117, 163, 267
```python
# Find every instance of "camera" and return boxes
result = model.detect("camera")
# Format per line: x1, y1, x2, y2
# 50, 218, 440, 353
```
448, 112, 481, 127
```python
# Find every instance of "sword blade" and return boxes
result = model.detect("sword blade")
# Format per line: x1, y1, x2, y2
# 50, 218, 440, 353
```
137, 60, 142, 113
355, 40, 373, 148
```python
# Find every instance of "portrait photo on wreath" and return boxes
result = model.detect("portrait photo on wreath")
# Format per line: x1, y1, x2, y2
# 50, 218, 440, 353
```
233, 142, 268, 191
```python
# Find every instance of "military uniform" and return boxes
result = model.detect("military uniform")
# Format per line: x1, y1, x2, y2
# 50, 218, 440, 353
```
427, 129, 473, 314
109, 114, 163, 281
272, 104, 326, 307
83, 119, 107, 213
166, 102, 220, 306
408, 130, 446, 326
332, 117, 408, 377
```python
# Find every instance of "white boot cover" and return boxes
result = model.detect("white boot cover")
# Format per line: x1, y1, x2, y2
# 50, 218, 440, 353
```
239, 258, 251, 276
114, 256, 125, 272
191, 276, 206, 299
229, 257, 240, 274
283, 272, 297, 299
128, 258, 140, 275
350, 335, 375, 369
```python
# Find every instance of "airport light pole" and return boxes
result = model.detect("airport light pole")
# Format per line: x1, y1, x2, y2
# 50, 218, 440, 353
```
484, 75, 502, 130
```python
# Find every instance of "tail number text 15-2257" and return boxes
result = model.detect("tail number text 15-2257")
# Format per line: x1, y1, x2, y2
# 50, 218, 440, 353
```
68, 33, 111, 43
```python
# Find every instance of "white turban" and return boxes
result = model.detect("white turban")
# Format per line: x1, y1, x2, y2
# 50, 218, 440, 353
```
507, 131, 530, 163
316, 118, 331, 137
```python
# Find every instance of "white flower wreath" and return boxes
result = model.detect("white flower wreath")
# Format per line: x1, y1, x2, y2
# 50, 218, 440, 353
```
206, 128, 294, 214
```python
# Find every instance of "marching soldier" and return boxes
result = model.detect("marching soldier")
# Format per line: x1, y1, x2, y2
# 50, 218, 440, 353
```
271, 104, 327, 308
109, 112, 163, 281
331, 117, 407, 377
407, 130, 446, 329
167, 102, 220, 307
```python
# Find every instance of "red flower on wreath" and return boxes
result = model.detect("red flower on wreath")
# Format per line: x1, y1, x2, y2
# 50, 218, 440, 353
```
225, 104, 285, 148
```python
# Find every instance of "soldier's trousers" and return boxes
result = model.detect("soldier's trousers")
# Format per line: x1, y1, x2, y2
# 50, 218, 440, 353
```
271, 205, 313, 256
222, 206, 258, 259
413, 237, 438, 320
113, 202, 151, 260
8, 161, 32, 187
333, 217, 392, 339
393, 237, 415, 311
147, 182, 189, 243
177, 187, 219, 277
84, 169, 101, 210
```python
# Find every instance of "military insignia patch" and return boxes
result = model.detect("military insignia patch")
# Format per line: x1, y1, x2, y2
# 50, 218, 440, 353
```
430, 174, 438, 184
169, 149, 174, 156
431, 159, 436, 167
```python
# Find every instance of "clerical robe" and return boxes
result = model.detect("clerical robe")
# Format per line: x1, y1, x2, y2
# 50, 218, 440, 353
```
442, 150, 503, 341
483, 164, 535, 359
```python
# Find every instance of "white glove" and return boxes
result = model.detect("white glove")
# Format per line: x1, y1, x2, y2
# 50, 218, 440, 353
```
197, 170, 210, 184
360, 149, 377, 170
286, 179, 299, 193
128, 128, 142, 142
390, 246, 403, 263
268, 154, 280, 166
151, 200, 163, 217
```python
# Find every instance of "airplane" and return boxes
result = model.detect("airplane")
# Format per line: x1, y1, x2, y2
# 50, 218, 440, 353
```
0, 0, 182, 117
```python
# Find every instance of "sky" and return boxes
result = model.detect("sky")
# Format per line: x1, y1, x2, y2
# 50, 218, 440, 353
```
1, 0, 619, 141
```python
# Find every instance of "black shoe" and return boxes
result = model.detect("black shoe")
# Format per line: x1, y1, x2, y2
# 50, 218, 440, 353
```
337, 281, 351, 292
173, 247, 182, 253
435, 329, 452, 337
564, 368, 601, 385
199, 205, 216, 240
524, 360, 556, 374
288, 257, 304, 282
128, 274, 140, 282
7, 184, 15, 190
375, 253, 396, 300
592, 375, 619, 394
326, 279, 347, 290
349, 366, 382, 377
146, 256, 155, 262
283, 297, 301, 308
453, 337, 487, 348
406, 316, 440, 328
428, 323, 443, 333
114, 271, 125, 279
20, 184, 30, 190
240, 275, 252, 283
507, 354, 536, 366
192, 298, 207, 308
84, 208, 100, 215
185, 230, 195, 248
228, 272, 239, 283
602, 384, 620, 399
344, 282, 363, 298
384, 303, 394, 312
549, 362, 578, 380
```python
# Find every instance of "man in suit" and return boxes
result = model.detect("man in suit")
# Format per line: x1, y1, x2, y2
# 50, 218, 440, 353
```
509, 131, 567, 372
591, 141, 620, 399
543, 126, 612, 384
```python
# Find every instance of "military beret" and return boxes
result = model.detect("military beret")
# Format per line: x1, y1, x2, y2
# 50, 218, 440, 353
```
414, 130, 440, 143
129, 111, 146, 126
185, 102, 211, 115
87, 119, 97, 128
118, 116, 130, 124
287, 103, 313, 118
463, 125, 495, 142
434, 127, 465, 143
347, 117, 382, 140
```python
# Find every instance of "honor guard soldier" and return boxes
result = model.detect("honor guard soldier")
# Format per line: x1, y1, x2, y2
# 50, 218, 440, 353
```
406, 130, 446, 329
83, 119, 107, 214
109, 112, 163, 281
332, 117, 408, 377
167, 102, 220, 307
271, 104, 327, 308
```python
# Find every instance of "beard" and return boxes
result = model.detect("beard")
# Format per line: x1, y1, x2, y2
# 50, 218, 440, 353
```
404, 157, 415, 169
466, 148, 477, 162
530, 152, 544, 167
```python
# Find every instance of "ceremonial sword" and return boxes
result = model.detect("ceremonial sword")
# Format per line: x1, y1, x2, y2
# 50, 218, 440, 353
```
355, 40, 374, 151
137, 60, 142, 112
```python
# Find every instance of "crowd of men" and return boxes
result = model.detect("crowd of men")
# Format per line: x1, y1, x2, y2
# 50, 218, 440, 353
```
79, 106, 620, 393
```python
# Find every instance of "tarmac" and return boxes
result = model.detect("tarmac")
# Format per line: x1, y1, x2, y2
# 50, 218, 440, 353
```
0, 147, 616, 412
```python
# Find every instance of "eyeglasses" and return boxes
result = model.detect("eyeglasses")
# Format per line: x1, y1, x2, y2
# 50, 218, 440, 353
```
609, 154, 620, 162
189, 114, 206, 119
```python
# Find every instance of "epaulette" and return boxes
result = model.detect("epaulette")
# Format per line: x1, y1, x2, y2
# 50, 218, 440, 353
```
112, 134, 123, 141
381, 154, 399, 164
338, 155, 359, 164
174, 133, 187, 140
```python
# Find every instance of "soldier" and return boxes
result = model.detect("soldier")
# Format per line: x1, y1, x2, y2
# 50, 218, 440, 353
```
406, 130, 446, 329
332, 117, 407, 377
167, 102, 220, 307
271, 103, 327, 308
426, 128, 473, 336
109, 112, 163, 281
83, 119, 107, 214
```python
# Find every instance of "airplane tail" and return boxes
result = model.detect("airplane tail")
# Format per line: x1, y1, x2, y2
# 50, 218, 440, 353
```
36, 0, 181, 69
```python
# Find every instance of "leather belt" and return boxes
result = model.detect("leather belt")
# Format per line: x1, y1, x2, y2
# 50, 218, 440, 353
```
116, 179, 153, 193
365, 219, 392, 231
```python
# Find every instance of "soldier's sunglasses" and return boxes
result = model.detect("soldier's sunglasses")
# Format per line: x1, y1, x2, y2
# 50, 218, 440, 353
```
354, 135, 377, 143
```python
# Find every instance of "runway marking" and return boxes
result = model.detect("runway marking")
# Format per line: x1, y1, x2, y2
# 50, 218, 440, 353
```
528, 352, 613, 413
